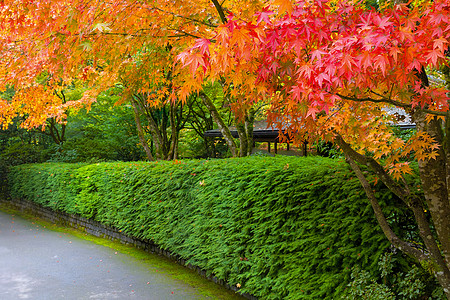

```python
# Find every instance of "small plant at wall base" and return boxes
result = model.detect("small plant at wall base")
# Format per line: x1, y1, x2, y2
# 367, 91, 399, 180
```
344, 253, 445, 299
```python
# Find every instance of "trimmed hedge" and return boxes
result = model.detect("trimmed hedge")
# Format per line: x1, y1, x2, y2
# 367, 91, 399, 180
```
8, 156, 407, 299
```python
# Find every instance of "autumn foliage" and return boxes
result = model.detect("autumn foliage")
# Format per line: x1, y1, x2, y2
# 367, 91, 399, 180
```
1, 0, 450, 297
181, 1, 450, 294
0, 0, 263, 129
181, 0, 449, 174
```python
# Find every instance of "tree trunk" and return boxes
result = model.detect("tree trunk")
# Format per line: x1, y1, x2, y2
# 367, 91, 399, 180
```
236, 121, 248, 157
199, 91, 238, 157
134, 94, 165, 160
45, 118, 66, 146
130, 98, 154, 161
44, 90, 67, 146
245, 108, 255, 156
414, 112, 450, 297
169, 102, 178, 160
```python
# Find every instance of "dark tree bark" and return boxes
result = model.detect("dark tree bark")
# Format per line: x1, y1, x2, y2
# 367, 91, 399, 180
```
130, 97, 154, 161
245, 108, 255, 156
44, 118, 66, 146
42, 91, 67, 146
199, 91, 238, 157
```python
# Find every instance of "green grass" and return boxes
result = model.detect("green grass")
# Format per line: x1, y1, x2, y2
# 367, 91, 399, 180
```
0, 200, 244, 300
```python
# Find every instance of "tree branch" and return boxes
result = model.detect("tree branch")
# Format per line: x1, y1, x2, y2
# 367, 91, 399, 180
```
80, 30, 202, 40
339, 143, 429, 262
336, 93, 448, 117
211, 0, 228, 24
166, 28, 203, 40
147, 6, 218, 28
337, 132, 450, 290
336, 93, 410, 108
199, 90, 237, 157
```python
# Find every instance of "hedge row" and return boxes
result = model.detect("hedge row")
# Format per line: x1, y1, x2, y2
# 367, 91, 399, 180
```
8, 156, 408, 299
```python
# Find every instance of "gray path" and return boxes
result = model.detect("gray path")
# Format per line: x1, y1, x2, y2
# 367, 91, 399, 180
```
0, 210, 211, 300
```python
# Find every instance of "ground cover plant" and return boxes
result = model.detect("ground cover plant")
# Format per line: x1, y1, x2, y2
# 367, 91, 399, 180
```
7, 156, 442, 299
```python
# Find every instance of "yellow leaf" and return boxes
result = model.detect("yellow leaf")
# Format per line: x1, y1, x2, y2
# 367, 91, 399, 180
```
270, 0, 294, 16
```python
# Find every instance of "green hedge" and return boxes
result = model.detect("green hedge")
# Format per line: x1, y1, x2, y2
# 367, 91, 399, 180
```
8, 156, 408, 299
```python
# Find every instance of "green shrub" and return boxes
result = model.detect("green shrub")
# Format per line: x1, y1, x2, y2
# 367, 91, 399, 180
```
343, 253, 444, 299
0, 141, 47, 166
7, 156, 430, 299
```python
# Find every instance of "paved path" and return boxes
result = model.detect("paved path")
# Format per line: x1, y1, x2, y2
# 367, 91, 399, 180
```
0, 210, 218, 300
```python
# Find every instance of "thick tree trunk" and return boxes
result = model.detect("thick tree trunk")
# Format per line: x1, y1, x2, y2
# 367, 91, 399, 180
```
130, 99, 154, 161
334, 61, 450, 297
199, 91, 238, 157
235, 108, 255, 157
414, 112, 450, 297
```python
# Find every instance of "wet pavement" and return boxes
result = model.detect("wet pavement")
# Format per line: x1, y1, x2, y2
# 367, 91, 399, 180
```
0, 210, 213, 300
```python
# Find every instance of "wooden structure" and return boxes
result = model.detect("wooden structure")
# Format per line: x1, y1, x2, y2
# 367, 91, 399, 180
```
204, 120, 297, 155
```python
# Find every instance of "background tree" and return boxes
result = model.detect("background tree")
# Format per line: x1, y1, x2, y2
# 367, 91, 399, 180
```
56, 88, 145, 162
183, 92, 217, 157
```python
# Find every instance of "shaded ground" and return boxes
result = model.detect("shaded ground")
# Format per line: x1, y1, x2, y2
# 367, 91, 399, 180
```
0, 206, 243, 300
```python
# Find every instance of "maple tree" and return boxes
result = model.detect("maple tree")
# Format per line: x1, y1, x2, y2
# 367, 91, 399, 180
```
180, 0, 450, 295
0, 83, 72, 146
0, 0, 265, 158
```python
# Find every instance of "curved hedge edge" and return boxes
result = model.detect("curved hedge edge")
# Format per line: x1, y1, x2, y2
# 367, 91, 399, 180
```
1, 198, 254, 300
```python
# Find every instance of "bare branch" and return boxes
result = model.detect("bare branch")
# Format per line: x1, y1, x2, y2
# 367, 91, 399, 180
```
334, 134, 410, 201
167, 28, 203, 40
418, 109, 447, 117
147, 6, 218, 28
